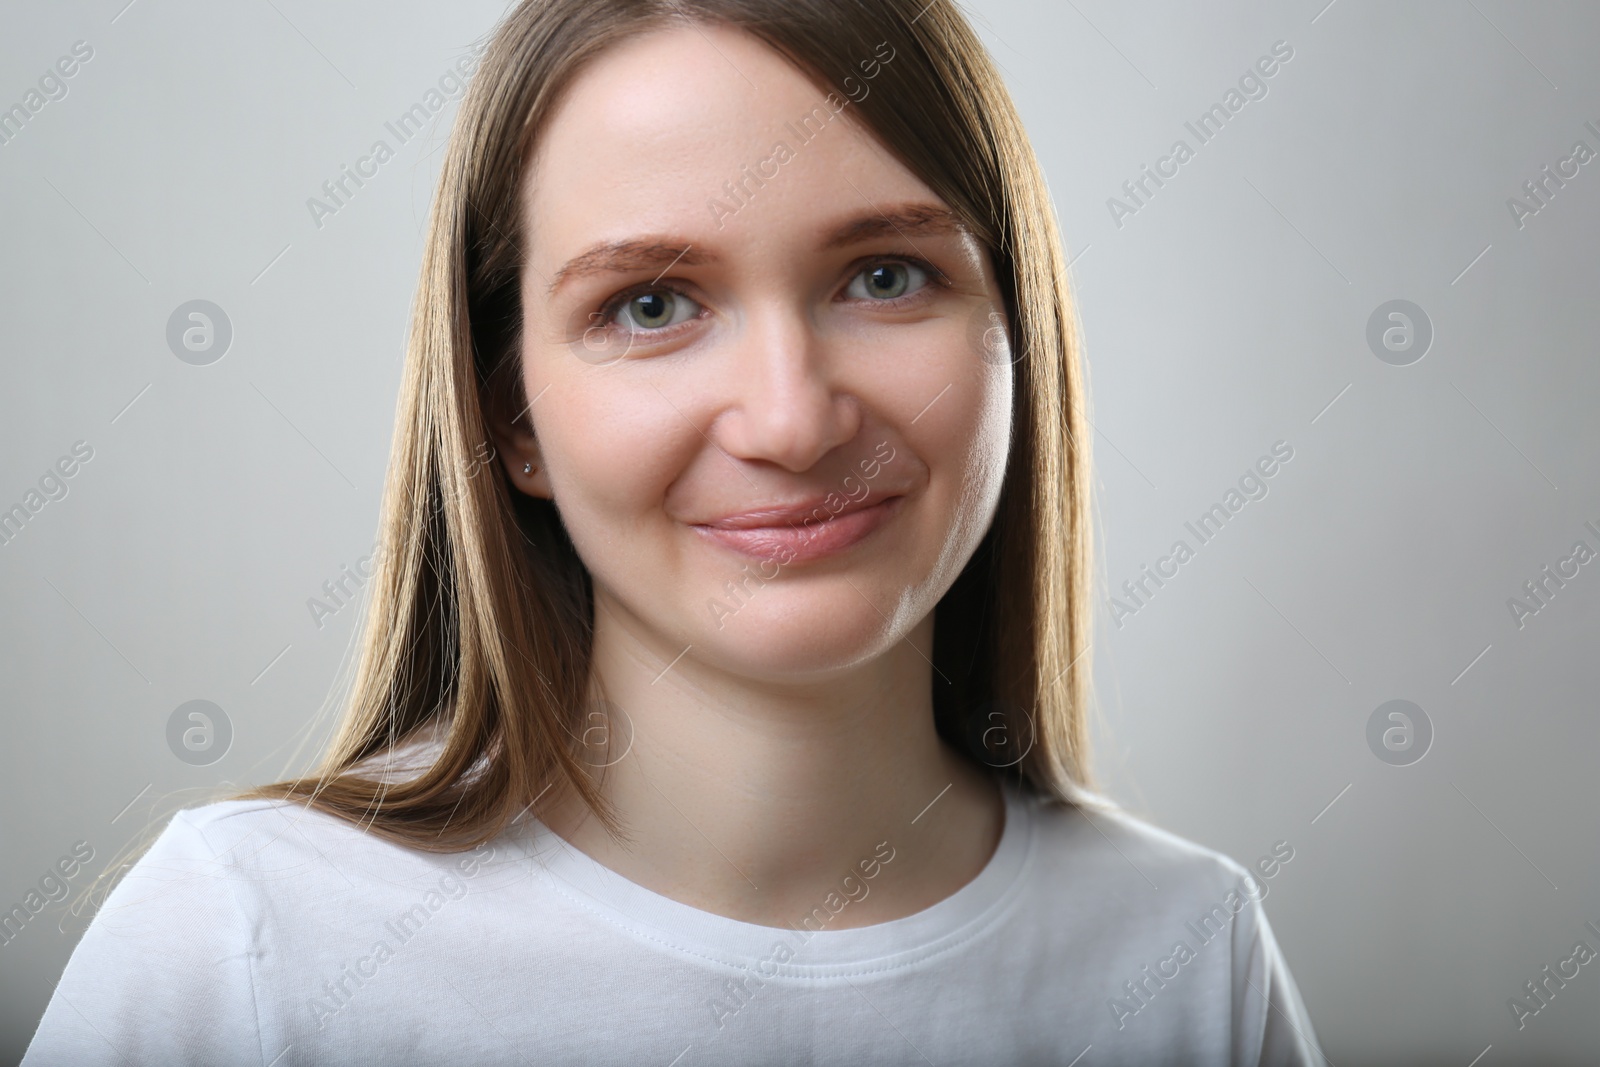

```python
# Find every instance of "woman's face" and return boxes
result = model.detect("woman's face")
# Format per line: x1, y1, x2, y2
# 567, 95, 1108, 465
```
506, 23, 1013, 681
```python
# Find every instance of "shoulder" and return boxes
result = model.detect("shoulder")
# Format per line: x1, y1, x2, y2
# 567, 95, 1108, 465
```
1023, 793, 1268, 898
22, 802, 332, 1063
75, 801, 316, 939
219, 790, 487, 867
1012, 789, 1296, 962
167, 795, 385, 850
159, 730, 449, 863
99, 795, 455, 929
142, 796, 381, 868
1010, 795, 1322, 1062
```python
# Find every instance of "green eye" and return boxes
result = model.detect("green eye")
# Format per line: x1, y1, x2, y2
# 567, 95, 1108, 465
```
615, 290, 699, 331
849, 261, 928, 301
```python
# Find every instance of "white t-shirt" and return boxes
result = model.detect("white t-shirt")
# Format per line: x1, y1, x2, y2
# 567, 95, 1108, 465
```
24, 777, 1323, 1065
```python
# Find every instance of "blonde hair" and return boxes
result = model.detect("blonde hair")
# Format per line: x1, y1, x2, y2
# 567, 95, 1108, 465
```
241, 0, 1097, 852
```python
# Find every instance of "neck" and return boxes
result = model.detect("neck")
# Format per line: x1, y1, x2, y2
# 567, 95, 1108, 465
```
538, 595, 1006, 929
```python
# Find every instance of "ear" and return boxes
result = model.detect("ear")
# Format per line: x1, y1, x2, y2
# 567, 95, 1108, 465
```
486, 388, 554, 501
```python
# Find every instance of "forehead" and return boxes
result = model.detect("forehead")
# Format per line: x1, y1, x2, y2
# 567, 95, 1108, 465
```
523, 23, 939, 265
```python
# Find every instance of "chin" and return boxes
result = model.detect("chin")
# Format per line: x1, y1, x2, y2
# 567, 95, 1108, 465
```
694, 595, 912, 682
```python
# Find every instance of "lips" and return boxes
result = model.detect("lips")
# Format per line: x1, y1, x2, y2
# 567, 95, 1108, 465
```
699, 488, 897, 530
692, 491, 906, 564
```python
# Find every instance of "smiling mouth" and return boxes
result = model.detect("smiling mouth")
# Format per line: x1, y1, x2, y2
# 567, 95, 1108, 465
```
692, 495, 905, 564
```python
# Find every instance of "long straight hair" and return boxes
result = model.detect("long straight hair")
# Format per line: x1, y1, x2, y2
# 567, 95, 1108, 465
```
243, 0, 1096, 852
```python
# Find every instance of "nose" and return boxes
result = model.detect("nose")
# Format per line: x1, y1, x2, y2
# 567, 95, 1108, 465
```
713, 305, 860, 473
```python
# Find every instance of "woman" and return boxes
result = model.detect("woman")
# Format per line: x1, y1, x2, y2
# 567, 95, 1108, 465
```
26, 1, 1322, 1063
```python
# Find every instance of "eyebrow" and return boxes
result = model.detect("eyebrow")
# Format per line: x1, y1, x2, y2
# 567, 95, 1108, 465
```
547, 242, 711, 294
545, 203, 969, 295
822, 204, 968, 248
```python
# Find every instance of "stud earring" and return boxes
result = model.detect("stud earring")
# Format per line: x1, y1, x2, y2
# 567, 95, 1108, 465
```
522, 462, 533, 475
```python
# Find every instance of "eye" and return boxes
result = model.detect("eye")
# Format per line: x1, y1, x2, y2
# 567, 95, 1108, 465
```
612, 289, 700, 331
847, 261, 929, 301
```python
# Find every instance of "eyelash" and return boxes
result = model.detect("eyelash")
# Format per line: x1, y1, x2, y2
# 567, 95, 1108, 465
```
595, 281, 698, 332
842, 255, 950, 305
592, 255, 950, 328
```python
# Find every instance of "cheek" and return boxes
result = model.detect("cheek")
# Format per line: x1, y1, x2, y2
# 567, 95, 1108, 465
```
974, 369, 1014, 482
904, 336, 1012, 496
897, 333, 1012, 579
526, 362, 689, 550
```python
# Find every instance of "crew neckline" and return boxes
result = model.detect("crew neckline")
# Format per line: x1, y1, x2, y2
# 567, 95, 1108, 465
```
515, 777, 1036, 980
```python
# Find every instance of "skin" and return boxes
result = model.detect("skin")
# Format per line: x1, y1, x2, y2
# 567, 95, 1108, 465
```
491, 23, 1014, 928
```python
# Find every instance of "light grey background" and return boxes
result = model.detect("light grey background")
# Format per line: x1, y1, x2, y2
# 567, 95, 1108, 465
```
2, 1, 1596, 1064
